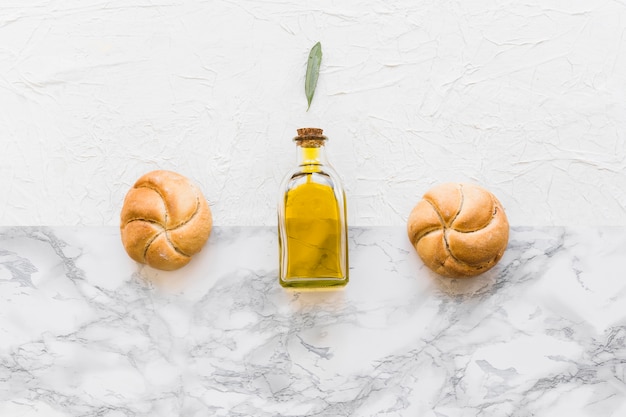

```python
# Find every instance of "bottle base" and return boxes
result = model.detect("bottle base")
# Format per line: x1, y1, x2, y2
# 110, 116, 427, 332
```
279, 276, 349, 289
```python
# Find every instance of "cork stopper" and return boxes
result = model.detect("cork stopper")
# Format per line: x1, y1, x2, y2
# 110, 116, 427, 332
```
294, 127, 327, 147
297, 127, 324, 137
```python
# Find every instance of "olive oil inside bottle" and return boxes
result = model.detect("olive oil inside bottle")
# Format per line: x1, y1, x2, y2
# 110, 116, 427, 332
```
284, 172, 343, 279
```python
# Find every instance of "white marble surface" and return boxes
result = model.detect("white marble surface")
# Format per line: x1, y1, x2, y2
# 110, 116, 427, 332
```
1, 226, 625, 416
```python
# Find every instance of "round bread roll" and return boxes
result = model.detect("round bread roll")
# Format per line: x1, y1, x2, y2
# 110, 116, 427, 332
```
120, 170, 212, 271
407, 183, 509, 278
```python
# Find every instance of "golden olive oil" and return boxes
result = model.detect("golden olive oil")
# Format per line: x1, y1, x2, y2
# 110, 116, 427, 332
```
278, 128, 348, 288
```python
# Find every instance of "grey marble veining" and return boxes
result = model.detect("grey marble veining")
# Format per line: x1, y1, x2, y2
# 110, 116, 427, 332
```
1, 226, 625, 416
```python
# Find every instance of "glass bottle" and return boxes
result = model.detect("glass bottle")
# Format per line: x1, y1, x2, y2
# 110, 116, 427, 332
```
278, 128, 349, 288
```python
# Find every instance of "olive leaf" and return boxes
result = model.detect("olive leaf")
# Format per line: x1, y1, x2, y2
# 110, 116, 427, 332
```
305, 41, 322, 111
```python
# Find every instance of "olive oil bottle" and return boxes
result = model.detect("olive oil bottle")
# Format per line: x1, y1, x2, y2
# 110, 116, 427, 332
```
278, 128, 349, 288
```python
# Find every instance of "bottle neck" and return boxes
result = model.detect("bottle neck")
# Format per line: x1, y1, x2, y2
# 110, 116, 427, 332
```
296, 140, 327, 172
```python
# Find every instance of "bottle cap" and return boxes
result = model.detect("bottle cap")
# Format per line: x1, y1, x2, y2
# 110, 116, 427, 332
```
294, 128, 327, 145
297, 127, 324, 137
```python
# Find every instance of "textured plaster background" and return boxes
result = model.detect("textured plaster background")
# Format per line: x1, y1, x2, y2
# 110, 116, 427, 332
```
1, 0, 625, 226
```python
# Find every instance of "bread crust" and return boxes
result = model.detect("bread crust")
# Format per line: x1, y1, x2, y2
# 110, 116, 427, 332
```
407, 183, 509, 278
120, 170, 212, 271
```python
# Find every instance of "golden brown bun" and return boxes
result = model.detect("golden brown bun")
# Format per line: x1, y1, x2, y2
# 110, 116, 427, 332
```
120, 170, 212, 271
407, 183, 509, 278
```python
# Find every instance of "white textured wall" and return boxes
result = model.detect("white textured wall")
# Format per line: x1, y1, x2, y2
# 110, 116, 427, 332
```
1, 0, 625, 226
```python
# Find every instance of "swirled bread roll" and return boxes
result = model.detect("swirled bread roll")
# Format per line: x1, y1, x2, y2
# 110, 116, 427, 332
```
407, 183, 509, 278
120, 170, 212, 271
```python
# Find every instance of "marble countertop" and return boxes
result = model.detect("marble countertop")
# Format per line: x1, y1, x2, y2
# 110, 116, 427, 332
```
1, 226, 625, 416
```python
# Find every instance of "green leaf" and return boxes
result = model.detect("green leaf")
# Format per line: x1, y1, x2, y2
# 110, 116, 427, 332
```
305, 42, 322, 111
